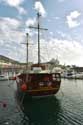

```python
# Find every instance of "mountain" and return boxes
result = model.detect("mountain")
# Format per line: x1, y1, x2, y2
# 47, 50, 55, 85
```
0, 55, 20, 64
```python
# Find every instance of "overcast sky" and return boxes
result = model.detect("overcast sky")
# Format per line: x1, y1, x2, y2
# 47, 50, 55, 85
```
0, 0, 83, 66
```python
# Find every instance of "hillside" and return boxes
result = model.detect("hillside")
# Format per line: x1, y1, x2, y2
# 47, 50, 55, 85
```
0, 55, 20, 64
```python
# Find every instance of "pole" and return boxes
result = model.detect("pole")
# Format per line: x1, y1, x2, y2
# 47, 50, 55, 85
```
37, 12, 40, 65
26, 33, 28, 69
29, 12, 48, 65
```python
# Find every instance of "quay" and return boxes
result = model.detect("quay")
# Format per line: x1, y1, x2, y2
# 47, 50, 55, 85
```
1, 55, 83, 80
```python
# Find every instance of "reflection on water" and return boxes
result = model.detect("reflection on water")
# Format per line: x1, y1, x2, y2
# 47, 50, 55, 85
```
1, 79, 83, 124
16, 95, 61, 125
15, 79, 83, 125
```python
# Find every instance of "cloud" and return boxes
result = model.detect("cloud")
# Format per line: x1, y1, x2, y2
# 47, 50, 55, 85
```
66, 11, 81, 28
16, 6, 27, 15
0, 17, 23, 43
58, 0, 65, 2
49, 32, 54, 36
57, 31, 66, 37
0, 17, 22, 40
25, 17, 39, 36
2, 0, 26, 15
26, 18, 37, 27
0, 15, 83, 66
28, 37, 83, 66
0, 17, 21, 29
3, 0, 24, 6
53, 17, 60, 20
34, 1, 46, 17
5, 44, 26, 62
0, 17, 83, 66
0, 16, 26, 61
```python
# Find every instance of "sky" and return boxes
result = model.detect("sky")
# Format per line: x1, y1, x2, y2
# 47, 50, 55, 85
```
0, 0, 83, 66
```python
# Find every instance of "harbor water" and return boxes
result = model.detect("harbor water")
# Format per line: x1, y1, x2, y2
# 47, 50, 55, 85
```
0, 79, 83, 125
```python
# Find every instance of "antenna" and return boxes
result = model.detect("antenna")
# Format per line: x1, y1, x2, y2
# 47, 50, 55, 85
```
29, 12, 48, 65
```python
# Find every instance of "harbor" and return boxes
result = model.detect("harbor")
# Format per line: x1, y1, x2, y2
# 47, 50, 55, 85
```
1, 54, 83, 80
0, 0, 83, 125
0, 79, 83, 124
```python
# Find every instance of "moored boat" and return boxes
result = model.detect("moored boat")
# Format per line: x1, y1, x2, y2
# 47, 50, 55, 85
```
16, 64, 61, 97
0, 74, 8, 81
61, 70, 83, 79
16, 11, 61, 98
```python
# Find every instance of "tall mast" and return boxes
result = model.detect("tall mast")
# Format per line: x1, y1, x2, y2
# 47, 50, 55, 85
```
29, 12, 48, 65
21, 33, 29, 69
26, 33, 29, 69
37, 12, 40, 65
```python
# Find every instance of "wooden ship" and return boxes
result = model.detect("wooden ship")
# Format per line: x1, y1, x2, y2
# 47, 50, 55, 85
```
15, 12, 61, 98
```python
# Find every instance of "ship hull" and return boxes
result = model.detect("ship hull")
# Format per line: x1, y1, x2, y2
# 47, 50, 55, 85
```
16, 73, 61, 98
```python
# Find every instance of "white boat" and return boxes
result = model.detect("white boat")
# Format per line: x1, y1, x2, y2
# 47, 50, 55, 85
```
71, 72, 83, 79
0, 74, 8, 81
62, 71, 83, 79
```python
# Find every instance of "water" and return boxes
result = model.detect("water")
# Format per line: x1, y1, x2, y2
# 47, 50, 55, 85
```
0, 79, 83, 125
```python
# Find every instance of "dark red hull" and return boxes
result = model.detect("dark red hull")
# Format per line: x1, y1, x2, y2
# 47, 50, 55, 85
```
16, 73, 61, 97
27, 89, 59, 97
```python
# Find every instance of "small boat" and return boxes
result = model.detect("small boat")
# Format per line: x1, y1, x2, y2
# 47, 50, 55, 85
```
0, 74, 8, 81
62, 70, 83, 79
16, 12, 61, 98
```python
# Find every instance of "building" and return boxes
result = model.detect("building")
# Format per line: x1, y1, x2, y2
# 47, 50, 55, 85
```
0, 55, 32, 74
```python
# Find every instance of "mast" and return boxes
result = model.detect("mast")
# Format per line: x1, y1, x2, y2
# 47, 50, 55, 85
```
26, 33, 29, 69
29, 12, 48, 65
37, 12, 41, 65
21, 33, 29, 69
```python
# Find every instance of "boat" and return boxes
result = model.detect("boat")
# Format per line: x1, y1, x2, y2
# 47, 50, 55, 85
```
61, 70, 83, 79
15, 12, 61, 98
0, 74, 8, 81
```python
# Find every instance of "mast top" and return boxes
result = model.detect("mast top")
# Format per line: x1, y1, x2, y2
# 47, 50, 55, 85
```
29, 12, 48, 65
